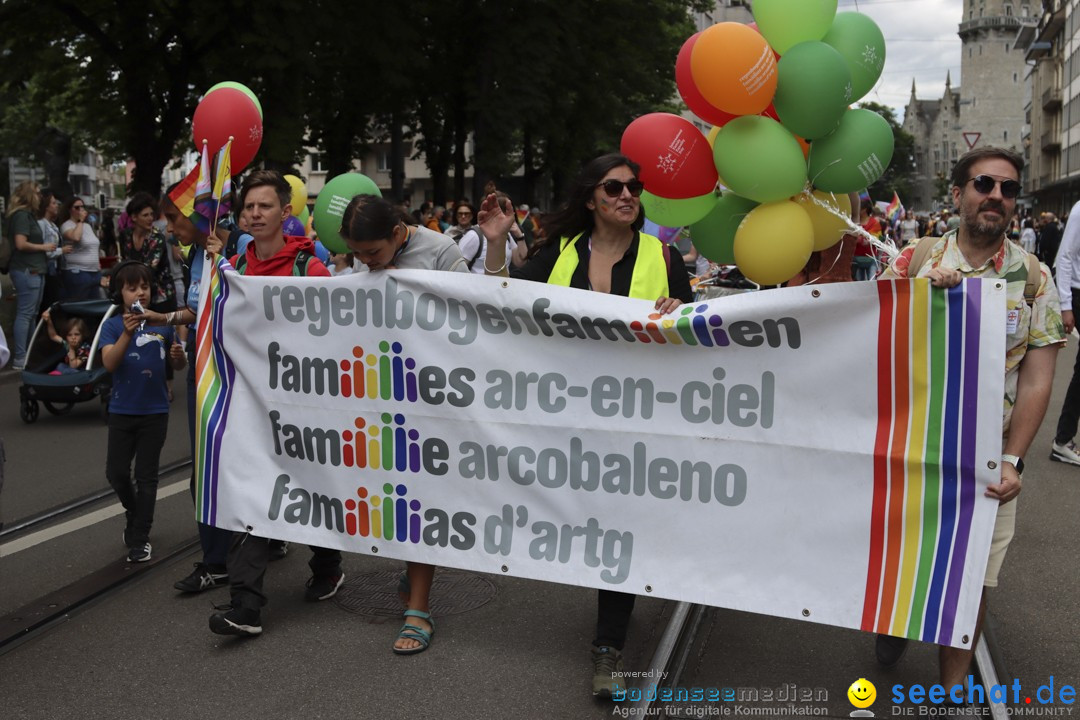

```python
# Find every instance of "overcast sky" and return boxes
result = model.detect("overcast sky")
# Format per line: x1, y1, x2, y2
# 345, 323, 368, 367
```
837, 0, 965, 121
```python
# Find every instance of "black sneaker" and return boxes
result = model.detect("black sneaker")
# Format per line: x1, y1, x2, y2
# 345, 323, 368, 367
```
592, 645, 624, 697
127, 542, 152, 563
268, 540, 289, 561
304, 572, 345, 601
173, 563, 228, 593
209, 605, 262, 636
875, 634, 909, 668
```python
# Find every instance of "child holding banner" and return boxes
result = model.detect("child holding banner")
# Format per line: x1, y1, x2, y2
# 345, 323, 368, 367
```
338, 193, 468, 654
476, 153, 693, 698
150, 184, 245, 595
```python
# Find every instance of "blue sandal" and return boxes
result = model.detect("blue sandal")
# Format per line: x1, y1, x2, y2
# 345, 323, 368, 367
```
392, 609, 434, 655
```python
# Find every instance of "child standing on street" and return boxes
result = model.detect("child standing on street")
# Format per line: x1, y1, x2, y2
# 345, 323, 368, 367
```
100, 261, 186, 562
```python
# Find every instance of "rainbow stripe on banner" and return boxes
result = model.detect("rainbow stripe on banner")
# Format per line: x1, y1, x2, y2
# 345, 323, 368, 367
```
194, 255, 237, 526
861, 278, 983, 644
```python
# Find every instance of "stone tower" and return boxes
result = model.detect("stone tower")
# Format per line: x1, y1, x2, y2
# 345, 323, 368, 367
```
904, 0, 1035, 210
956, 0, 1032, 153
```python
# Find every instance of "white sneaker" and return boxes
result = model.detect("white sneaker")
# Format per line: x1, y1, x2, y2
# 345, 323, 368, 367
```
1051, 439, 1080, 466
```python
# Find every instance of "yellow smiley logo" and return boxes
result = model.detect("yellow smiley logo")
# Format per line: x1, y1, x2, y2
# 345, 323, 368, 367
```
847, 678, 877, 709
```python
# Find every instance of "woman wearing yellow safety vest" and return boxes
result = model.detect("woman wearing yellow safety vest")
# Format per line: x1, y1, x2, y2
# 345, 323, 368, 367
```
478, 153, 693, 699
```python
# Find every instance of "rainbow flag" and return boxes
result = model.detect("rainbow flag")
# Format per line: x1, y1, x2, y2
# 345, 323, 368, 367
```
210, 140, 232, 229
861, 279, 984, 644
168, 163, 210, 234
515, 207, 529, 225
886, 192, 903, 223
194, 255, 238, 526
192, 143, 214, 227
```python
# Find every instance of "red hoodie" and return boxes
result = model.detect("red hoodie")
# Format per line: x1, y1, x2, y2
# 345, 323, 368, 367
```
230, 235, 330, 277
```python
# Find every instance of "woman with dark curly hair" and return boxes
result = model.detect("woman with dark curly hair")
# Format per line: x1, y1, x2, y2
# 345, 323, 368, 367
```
118, 192, 176, 311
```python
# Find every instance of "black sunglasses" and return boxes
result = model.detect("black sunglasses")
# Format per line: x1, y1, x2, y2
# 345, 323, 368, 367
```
966, 175, 1021, 199
596, 179, 644, 198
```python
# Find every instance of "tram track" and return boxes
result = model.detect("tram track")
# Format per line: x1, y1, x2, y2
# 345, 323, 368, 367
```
628, 602, 1013, 719
0, 457, 192, 541
0, 457, 197, 654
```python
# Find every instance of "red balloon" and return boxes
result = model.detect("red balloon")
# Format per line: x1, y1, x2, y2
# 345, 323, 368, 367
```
620, 113, 718, 199
676, 33, 738, 128
192, 88, 262, 171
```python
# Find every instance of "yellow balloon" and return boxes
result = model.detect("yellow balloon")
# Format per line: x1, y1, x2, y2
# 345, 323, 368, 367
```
284, 174, 307, 217
707, 125, 721, 148
794, 189, 853, 251
734, 200, 814, 285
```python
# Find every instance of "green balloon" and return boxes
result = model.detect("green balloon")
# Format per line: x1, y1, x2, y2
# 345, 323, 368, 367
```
752, 0, 838, 55
808, 108, 895, 193
313, 172, 382, 253
774, 42, 851, 140
297, 205, 310, 225
713, 116, 807, 204
822, 12, 886, 102
689, 193, 760, 265
642, 190, 718, 228
205, 81, 262, 118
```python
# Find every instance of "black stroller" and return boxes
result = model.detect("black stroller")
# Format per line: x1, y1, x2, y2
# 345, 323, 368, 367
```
18, 299, 117, 423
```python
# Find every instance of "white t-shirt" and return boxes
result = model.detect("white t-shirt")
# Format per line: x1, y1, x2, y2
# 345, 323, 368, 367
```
328, 264, 355, 277
60, 219, 101, 272
899, 218, 919, 244
457, 228, 517, 274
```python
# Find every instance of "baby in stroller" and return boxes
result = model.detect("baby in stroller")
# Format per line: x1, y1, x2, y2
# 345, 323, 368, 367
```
41, 310, 92, 375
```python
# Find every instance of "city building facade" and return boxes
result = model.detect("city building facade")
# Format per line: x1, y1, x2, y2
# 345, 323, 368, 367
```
1017, 0, 1080, 217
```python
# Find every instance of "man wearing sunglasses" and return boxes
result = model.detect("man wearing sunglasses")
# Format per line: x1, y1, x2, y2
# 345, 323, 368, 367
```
875, 147, 1065, 701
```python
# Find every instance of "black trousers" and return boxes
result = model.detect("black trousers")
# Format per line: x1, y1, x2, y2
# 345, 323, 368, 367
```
1054, 294, 1080, 445
227, 534, 342, 610
594, 589, 637, 650
106, 413, 169, 545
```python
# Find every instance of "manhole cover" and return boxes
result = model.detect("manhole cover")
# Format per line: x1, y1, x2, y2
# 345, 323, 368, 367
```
334, 569, 498, 618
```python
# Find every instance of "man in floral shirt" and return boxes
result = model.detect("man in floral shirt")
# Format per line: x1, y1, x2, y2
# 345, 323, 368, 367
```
874, 147, 1065, 701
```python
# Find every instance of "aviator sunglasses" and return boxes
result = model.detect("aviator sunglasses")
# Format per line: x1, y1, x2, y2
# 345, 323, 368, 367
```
596, 179, 645, 198
965, 175, 1021, 199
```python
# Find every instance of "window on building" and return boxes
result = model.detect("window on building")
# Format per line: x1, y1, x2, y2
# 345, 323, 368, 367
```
1004, 130, 1008, 142
1013, 72, 1018, 82
1005, 43, 1010, 53
378, 150, 391, 172
969, 47, 973, 58
309, 153, 326, 172
1020, 3, 1029, 17
1004, 4, 1012, 16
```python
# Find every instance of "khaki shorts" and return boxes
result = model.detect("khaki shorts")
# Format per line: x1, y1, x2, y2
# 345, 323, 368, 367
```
983, 499, 1017, 588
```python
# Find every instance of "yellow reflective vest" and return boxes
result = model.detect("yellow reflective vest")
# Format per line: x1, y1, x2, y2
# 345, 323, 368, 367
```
546, 232, 669, 300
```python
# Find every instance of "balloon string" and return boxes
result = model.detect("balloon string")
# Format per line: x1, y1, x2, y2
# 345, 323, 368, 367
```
800, 185, 899, 261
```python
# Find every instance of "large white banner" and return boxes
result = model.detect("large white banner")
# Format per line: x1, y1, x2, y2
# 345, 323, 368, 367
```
194, 260, 1006, 648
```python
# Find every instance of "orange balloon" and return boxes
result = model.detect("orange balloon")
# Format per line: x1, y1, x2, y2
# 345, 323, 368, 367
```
795, 134, 810, 159
691, 23, 778, 116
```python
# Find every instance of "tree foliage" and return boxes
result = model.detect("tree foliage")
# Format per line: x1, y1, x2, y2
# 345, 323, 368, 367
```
2, 0, 701, 206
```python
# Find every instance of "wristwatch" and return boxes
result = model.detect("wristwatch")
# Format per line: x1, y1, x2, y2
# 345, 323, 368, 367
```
1001, 454, 1024, 474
